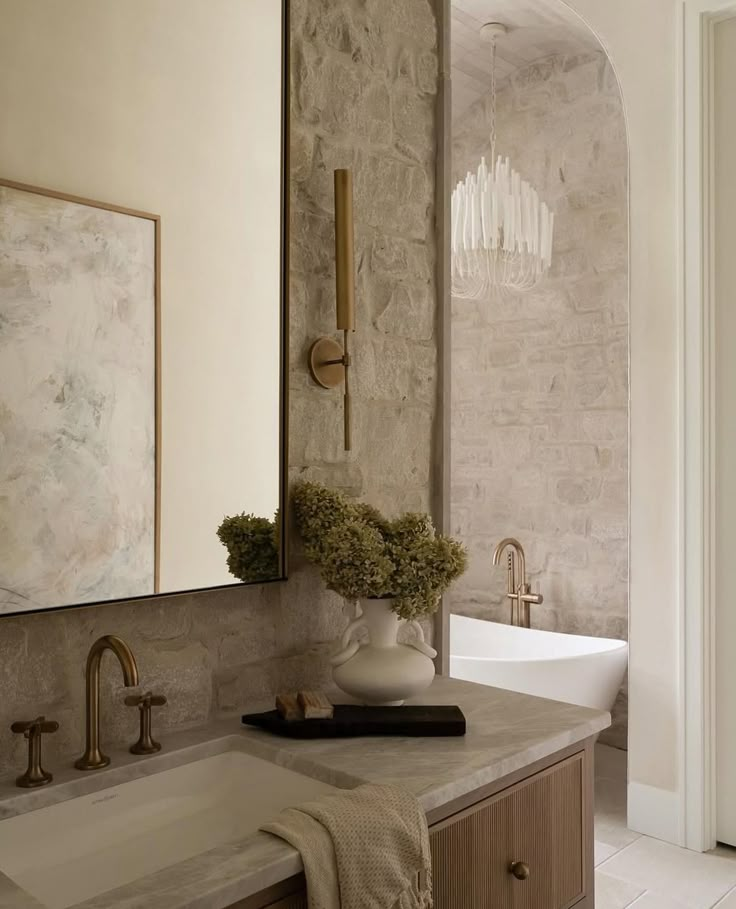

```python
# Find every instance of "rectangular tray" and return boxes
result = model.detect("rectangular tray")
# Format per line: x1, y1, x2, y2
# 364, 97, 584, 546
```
241, 704, 466, 738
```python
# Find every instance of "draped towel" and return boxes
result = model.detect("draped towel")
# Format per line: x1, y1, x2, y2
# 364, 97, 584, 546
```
261, 783, 433, 909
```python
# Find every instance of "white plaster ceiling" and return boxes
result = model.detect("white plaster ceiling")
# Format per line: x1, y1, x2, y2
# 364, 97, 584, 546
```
451, 0, 602, 121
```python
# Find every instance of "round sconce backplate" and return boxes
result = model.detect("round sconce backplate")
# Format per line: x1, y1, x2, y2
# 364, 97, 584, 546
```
308, 336, 345, 389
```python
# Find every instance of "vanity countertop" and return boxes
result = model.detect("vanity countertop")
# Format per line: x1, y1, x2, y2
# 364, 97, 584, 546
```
0, 676, 609, 909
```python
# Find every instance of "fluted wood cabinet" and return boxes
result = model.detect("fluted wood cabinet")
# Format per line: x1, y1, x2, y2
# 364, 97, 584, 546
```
230, 739, 595, 909
430, 751, 590, 909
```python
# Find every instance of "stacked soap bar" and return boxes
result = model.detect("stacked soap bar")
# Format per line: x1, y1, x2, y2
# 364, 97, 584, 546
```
275, 690, 334, 722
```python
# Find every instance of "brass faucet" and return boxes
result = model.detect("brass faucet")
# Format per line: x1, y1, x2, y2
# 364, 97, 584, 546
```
492, 538, 543, 628
75, 635, 139, 771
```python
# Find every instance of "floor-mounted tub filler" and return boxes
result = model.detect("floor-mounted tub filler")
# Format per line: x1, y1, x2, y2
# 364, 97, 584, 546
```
450, 613, 628, 712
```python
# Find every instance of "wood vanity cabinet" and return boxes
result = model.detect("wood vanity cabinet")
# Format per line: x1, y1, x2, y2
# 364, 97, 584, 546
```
428, 744, 593, 909
233, 739, 594, 909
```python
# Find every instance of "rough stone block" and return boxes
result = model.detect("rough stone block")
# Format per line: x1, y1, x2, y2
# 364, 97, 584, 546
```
417, 52, 439, 95
484, 341, 522, 367
355, 152, 432, 240
357, 403, 432, 489
373, 282, 434, 342
392, 84, 435, 163
290, 209, 335, 277
366, 0, 436, 50
289, 388, 346, 466
302, 136, 357, 213
291, 127, 315, 183
354, 335, 435, 405
557, 312, 608, 345
302, 1, 385, 71
556, 476, 603, 506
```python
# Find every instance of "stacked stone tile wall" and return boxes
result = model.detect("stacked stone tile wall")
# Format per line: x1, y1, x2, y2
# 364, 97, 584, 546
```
0, 0, 439, 779
449, 52, 629, 748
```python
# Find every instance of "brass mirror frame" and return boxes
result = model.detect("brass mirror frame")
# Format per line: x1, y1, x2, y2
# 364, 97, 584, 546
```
0, 0, 291, 618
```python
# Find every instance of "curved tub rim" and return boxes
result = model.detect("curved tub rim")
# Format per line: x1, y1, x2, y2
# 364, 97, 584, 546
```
449, 614, 629, 665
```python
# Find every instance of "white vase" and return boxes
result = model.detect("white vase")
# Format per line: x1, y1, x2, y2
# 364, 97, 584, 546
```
331, 598, 437, 706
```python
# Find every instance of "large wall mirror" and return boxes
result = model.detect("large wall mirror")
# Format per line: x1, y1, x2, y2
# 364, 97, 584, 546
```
0, 0, 289, 615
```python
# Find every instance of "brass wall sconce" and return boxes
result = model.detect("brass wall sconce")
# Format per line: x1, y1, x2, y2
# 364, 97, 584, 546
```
308, 168, 356, 451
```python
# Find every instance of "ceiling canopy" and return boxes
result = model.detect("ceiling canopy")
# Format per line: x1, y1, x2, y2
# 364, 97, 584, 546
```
451, 0, 603, 121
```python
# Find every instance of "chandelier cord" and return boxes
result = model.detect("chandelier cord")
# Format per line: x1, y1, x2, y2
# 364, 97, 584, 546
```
489, 39, 497, 163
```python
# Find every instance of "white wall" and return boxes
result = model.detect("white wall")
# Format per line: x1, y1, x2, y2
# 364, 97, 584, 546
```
0, 0, 282, 593
560, 0, 682, 835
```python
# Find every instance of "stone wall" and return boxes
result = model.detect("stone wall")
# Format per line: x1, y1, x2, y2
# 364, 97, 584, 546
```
0, 0, 439, 780
449, 52, 629, 748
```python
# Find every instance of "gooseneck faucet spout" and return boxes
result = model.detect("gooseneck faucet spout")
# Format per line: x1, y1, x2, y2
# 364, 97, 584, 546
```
75, 635, 139, 771
492, 537, 526, 574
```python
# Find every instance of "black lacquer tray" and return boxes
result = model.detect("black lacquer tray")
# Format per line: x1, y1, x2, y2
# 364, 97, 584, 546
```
241, 704, 466, 738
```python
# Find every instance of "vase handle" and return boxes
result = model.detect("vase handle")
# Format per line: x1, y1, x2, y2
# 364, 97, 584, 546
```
406, 620, 438, 659
330, 616, 367, 667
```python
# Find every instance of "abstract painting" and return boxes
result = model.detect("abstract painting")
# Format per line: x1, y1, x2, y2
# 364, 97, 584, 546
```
0, 181, 158, 612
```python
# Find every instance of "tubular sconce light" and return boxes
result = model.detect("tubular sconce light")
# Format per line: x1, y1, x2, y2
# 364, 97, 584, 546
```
308, 168, 356, 451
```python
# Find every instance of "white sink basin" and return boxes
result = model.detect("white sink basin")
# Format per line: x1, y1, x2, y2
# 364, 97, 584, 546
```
0, 750, 336, 909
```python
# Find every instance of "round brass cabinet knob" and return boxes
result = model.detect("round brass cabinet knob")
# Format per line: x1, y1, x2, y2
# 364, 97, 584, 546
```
509, 861, 531, 881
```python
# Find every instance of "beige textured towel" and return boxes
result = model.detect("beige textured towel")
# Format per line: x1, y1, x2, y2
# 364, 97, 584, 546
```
261, 783, 433, 909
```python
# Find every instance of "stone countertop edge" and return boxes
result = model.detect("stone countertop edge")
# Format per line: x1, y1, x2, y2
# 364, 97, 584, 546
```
0, 676, 610, 909
0, 871, 46, 909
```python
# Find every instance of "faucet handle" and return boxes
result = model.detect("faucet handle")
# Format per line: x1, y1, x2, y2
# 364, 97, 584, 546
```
518, 583, 543, 606
11, 716, 59, 737
124, 692, 167, 709
10, 716, 58, 788
125, 691, 166, 755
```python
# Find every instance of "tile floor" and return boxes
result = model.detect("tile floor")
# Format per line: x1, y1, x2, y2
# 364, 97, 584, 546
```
595, 745, 736, 908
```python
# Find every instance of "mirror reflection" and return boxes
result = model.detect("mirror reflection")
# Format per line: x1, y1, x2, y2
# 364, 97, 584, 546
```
0, 0, 288, 614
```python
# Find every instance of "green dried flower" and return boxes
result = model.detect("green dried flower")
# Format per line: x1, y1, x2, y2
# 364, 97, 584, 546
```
291, 481, 354, 563
291, 481, 468, 618
352, 502, 391, 535
320, 520, 393, 600
217, 512, 279, 583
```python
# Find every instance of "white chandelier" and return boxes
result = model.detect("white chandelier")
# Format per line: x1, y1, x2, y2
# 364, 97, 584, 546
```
451, 23, 555, 298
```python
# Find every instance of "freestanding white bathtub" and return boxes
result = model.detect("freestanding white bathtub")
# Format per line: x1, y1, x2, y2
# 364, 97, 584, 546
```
450, 614, 628, 712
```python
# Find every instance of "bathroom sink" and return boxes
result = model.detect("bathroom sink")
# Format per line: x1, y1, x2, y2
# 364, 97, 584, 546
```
0, 749, 336, 909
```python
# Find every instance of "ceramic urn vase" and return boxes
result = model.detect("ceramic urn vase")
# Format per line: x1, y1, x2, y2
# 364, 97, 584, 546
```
330, 598, 437, 705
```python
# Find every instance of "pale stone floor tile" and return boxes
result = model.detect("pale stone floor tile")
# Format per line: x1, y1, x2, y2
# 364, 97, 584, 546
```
596, 814, 643, 851
628, 891, 691, 908
595, 870, 645, 909
594, 758, 736, 908
600, 837, 736, 909
597, 839, 624, 866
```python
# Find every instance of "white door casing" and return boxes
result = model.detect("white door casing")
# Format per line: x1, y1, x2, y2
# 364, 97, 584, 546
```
680, 0, 736, 853
713, 12, 736, 848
